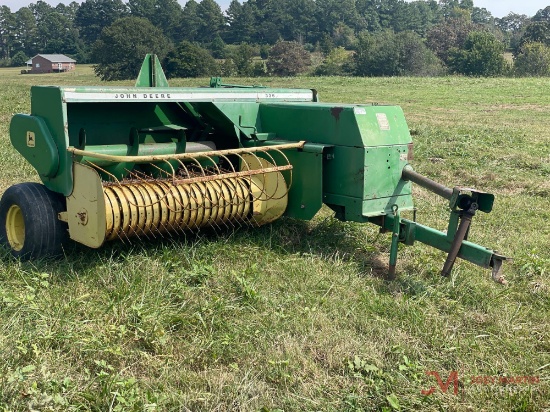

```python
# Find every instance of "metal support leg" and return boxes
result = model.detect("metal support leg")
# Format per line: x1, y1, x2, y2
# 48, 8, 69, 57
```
388, 205, 400, 279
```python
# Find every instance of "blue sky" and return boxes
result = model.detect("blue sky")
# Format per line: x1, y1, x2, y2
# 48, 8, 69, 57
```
1, 0, 548, 18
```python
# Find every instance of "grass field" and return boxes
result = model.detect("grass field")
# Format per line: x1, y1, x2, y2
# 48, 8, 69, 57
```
0, 65, 548, 411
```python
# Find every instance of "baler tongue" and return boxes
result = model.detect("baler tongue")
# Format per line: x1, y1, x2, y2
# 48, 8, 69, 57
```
1, 54, 508, 284
401, 165, 507, 284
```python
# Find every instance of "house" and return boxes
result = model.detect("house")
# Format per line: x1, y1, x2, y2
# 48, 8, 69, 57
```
30, 54, 76, 74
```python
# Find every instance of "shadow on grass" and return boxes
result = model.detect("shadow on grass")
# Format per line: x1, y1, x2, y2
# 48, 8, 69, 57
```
0, 215, 435, 297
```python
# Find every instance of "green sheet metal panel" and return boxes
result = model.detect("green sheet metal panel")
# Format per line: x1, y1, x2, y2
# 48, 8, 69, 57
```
210, 102, 262, 138
322, 145, 414, 220
280, 149, 324, 220
258, 103, 412, 147
362, 145, 412, 202
10, 114, 59, 178
135, 54, 170, 88
322, 145, 366, 199
27, 86, 70, 195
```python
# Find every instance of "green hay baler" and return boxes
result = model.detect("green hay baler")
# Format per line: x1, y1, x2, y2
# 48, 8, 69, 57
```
0, 55, 507, 282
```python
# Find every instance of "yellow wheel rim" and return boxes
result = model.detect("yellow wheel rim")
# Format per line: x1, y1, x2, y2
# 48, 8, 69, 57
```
6, 204, 25, 252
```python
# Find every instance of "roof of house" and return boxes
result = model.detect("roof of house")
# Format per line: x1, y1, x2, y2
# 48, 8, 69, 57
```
32, 54, 76, 63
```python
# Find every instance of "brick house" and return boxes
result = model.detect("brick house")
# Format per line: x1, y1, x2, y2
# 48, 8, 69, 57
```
30, 54, 76, 74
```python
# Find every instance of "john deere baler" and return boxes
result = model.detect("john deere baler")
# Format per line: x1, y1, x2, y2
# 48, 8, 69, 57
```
0, 55, 506, 282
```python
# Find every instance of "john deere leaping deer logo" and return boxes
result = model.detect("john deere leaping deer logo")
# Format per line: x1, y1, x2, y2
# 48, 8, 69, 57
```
26, 131, 35, 148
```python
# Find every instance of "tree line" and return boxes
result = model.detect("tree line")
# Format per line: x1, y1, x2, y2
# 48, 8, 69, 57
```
1, 0, 550, 78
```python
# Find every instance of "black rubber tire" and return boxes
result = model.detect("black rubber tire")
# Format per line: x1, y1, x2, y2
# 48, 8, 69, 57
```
0, 183, 68, 260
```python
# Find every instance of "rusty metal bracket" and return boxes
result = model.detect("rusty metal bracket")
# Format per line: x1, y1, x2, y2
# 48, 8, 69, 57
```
441, 202, 478, 277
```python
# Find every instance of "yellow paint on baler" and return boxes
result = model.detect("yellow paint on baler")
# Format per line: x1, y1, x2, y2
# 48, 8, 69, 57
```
104, 177, 252, 239
6, 204, 25, 251
66, 155, 289, 248
243, 154, 289, 226
66, 163, 107, 248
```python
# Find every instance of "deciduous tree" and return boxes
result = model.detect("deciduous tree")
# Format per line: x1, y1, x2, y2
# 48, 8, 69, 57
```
92, 16, 171, 80
10, 50, 28, 66
496, 12, 530, 52
471, 7, 493, 25
514, 42, 550, 76
209, 34, 227, 58
353, 29, 443, 76
426, 17, 477, 63
532, 6, 550, 23
231, 42, 255, 75
266, 41, 311, 76
163, 40, 218, 78
353, 30, 400, 76
314, 46, 351, 75
447, 31, 506, 76
518, 22, 550, 50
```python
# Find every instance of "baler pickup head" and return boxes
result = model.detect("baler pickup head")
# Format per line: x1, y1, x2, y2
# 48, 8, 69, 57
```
1, 54, 507, 283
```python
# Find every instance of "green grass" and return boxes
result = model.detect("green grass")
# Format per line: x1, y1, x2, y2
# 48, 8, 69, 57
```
0, 65, 548, 411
